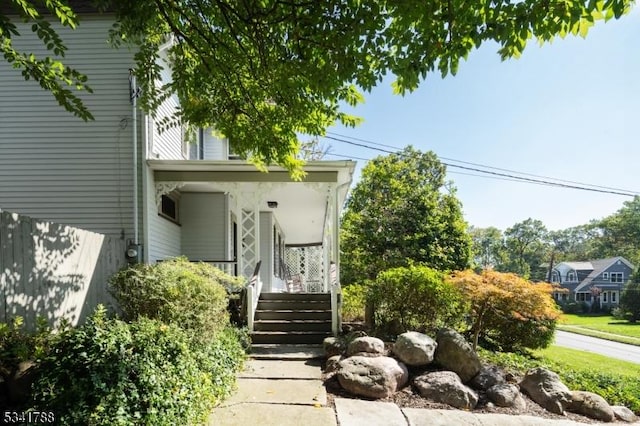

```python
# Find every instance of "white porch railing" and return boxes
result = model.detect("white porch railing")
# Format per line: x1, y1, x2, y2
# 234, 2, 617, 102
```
246, 261, 262, 331
330, 263, 341, 335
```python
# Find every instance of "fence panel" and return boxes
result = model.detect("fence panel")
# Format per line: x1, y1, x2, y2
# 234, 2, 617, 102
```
0, 210, 127, 329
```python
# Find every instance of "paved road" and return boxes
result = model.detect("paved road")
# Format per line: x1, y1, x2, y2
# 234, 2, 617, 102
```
554, 330, 640, 364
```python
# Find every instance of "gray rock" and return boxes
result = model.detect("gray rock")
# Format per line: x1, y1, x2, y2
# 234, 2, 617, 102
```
567, 391, 615, 422
433, 328, 481, 383
346, 336, 385, 357
325, 355, 343, 375
413, 371, 478, 410
487, 383, 526, 410
392, 332, 437, 366
519, 367, 572, 415
323, 337, 345, 357
612, 405, 638, 423
470, 364, 506, 390
337, 356, 409, 399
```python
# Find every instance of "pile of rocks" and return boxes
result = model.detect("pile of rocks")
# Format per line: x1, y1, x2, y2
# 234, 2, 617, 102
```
323, 328, 638, 423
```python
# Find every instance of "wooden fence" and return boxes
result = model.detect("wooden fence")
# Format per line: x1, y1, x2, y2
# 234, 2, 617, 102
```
0, 210, 126, 330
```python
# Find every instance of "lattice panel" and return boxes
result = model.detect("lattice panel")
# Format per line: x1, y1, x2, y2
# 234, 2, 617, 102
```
241, 209, 256, 278
285, 246, 324, 292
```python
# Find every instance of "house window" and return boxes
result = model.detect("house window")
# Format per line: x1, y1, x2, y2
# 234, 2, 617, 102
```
603, 292, 608, 303
586, 293, 591, 301
611, 272, 624, 283
567, 272, 576, 282
602, 272, 609, 280
612, 292, 617, 303
551, 272, 559, 283
160, 194, 179, 223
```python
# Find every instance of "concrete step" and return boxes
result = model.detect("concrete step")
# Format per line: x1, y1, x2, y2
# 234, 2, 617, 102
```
259, 292, 330, 301
251, 331, 332, 345
257, 299, 330, 311
254, 319, 332, 332
255, 310, 331, 321
249, 344, 324, 360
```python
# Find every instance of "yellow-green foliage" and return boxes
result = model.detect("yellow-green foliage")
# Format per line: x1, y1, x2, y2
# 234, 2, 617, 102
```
341, 284, 367, 322
448, 270, 561, 351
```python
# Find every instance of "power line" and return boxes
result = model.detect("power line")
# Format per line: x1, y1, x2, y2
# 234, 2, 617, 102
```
325, 132, 640, 196
322, 135, 639, 197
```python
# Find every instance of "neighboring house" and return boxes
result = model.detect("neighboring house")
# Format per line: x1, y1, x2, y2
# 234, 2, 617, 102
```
550, 257, 635, 309
0, 9, 355, 340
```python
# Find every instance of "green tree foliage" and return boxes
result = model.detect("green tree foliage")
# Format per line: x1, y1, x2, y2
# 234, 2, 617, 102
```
591, 196, 640, 266
2, 1, 634, 170
619, 270, 640, 323
501, 218, 549, 280
447, 270, 561, 351
340, 147, 471, 284
469, 226, 506, 271
367, 265, 466, 335
0, 1, 93, 120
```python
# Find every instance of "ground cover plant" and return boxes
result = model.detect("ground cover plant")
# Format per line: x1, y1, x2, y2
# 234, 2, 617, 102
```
480, 345, 640, 414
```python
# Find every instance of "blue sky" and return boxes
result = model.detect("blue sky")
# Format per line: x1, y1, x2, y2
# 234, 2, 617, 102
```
324, 8, 640, 232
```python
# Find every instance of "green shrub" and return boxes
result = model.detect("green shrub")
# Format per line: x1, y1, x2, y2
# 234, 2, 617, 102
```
368, 265, 465, 335
559, 301, 589, 314
342, 284, 367, 322
620, 280, 640, 322
34, 306, 244, 425
109, 257, 242, 341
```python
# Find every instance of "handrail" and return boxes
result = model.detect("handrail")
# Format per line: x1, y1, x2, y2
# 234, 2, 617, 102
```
330, 263, 341, 335
246, 261, 262, 331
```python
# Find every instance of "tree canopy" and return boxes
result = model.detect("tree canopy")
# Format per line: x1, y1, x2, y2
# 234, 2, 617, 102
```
1, 0, 634, 170
340, 146, 472, 284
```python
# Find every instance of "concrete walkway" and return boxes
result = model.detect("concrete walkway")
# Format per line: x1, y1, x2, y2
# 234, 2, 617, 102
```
209, 345, 639, 426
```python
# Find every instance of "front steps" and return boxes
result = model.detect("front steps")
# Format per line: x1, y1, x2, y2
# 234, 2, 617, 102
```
251, 292, 332, 345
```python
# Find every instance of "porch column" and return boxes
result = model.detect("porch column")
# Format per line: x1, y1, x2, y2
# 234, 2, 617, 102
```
239, 191, 261, 280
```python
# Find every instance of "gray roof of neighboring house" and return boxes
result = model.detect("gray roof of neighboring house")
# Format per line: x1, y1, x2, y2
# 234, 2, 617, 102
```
574, 257, 635, 292
560, 261, 594, 270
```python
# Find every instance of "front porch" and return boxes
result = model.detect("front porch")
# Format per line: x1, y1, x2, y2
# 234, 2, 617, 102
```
147, 160, 355, 340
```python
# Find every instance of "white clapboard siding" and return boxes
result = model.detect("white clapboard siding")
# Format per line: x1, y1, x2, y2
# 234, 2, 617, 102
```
180, 193, 227, 260
0, 16, 138, 241
145, 169, 181, 262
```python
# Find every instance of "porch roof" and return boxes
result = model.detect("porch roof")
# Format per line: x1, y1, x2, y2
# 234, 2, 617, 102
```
148, 160, 355, 245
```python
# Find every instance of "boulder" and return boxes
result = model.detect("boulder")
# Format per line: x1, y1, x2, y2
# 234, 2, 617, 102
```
5, 360, 36, 404
325, 355, 343, 376
392, 332, 437, 366
519, 367, 572, 415
567, 391, 615, 422
337, 356, 409, 399
323, 337, 345, 357
433, 328, 481, 383
346, 336, 385, 357
612, 406, 638, 423
470, 364, 505, 390
413, 371, 478, 410
487, 383, 526, 410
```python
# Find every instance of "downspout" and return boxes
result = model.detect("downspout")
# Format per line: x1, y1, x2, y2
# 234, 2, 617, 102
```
126, 70, 141, 263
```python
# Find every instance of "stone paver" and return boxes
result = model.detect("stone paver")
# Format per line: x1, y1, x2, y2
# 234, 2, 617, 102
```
209, 402, 336, 426
240, 359, 323, 380
250, 344, 324, 360
334, 398, 407, 426
222, 378, 327, 406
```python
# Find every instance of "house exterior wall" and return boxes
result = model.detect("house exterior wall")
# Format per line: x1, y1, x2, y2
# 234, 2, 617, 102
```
0, 17, 138, 240
180, 193, 228, 261
145, 169, 181, 262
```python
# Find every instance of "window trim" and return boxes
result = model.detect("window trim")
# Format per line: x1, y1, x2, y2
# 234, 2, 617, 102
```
602, 272, 609, 280
159, 193, 180, 224
611, 272, 624, 283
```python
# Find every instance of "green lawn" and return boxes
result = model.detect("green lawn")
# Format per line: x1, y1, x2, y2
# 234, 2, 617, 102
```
534, 345, 640, 377
558, 314, 640, 346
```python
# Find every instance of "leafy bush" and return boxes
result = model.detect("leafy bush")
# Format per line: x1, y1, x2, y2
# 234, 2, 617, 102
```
0, 317, 54, 377
368, 265, 465, 335
448, 270, 561, 351
342, 284, 367, 322
559, 301, 589, 314
620, 279, 640, 322
34, 307, 244, 425
109, 257, 243, 340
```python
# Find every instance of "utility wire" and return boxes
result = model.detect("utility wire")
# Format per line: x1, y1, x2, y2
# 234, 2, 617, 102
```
325, 131, 640, 196
322, 135, 639, 197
